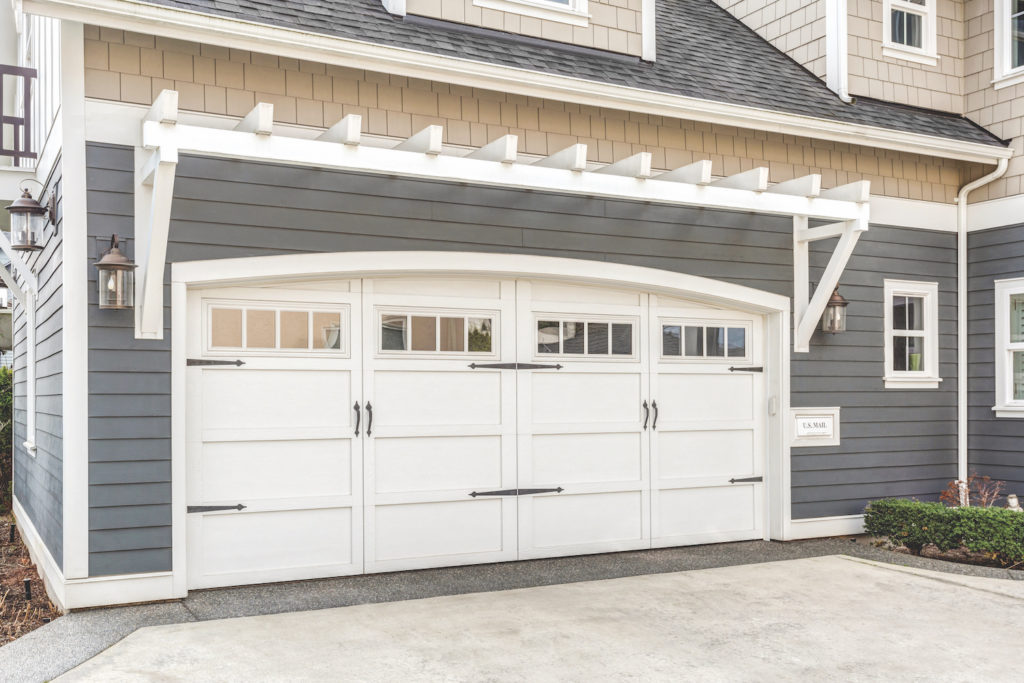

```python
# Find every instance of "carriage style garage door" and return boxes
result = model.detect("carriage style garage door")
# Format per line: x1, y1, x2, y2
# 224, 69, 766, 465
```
185, 277, 766, 589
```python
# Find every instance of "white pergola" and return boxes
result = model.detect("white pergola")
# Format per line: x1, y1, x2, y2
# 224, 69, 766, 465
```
134, 90, 870, 352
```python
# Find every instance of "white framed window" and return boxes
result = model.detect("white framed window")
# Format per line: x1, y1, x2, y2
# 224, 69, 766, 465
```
376, 308, 498, 358
994, 278, 1024, 417
659, 319, 751, 363
993, 0, 1024, 88
883, 280, 941, 389
472, 0, 590, 27
535, 316, 637, 359
882, 0, 937, 65
205, 301, 349, 357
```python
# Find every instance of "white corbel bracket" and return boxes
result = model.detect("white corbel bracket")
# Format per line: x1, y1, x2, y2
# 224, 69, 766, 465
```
792, 185, 870, 353
135, 90, 180, 340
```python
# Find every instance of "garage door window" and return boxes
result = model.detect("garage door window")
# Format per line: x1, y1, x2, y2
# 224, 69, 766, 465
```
536, 319, 634, 356
379, 311, 494, 354
661, 322, 749, 360
209, 305, 345, 353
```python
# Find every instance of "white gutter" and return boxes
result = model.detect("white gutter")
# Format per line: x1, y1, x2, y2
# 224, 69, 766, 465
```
825, 0, 853, 103
19, 0, 1013, 165
956, 158, 1008, 481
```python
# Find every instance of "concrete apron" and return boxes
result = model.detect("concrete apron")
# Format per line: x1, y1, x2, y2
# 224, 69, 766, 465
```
58, 555, 1022, 682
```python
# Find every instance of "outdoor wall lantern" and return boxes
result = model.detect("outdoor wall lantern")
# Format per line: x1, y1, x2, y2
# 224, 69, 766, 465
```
821, 286, 849, 334
5, 182, 55, 252
95, 234, 137, 310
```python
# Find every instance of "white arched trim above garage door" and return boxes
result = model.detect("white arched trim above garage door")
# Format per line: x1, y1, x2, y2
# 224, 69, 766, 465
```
168, 252, 794, 595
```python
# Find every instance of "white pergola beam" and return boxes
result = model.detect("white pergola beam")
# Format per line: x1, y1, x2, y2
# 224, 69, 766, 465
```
594, 152, 652, 179
144, 89, 178, 124
533, 143, 588, 171
135, 147, 178, 339
393, 125, 443, 155
793, 218, 864, 352
767, 174, 821, 198
711, 167, 769, 191
820, 180, 871, 203
234, 102, 274, 135
317, 114, 362, 145
656, 160, 713, 185
465, 135, 518, 163
796, 221, 847, 242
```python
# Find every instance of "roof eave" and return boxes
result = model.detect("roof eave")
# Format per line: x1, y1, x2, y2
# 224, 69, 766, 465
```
22, 0, 1014, 165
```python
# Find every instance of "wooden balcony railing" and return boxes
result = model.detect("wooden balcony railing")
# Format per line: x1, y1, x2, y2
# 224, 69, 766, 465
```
0, 65, 37, 167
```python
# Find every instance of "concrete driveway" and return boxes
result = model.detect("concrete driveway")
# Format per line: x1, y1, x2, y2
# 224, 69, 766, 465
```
57, 555, 1023, 682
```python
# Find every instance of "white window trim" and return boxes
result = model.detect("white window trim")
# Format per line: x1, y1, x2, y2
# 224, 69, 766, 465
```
993, 0, 1024, 88
881, 0, 938, 65
883, 279, 941, 389
472, 0, 590, 27
993, 277, 1024, 417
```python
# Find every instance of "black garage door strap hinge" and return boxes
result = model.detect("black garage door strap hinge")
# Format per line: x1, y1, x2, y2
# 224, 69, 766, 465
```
729, 476, 763, 484
468, 362, 563, 370
469, 487, 565, 497
728, 366, 763, 373
187, 359, 246, 367
187, 504, 247, 513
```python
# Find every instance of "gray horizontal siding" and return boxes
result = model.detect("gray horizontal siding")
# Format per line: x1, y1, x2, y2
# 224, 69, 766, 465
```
12, 161, 64, 568
967, 223, 1024, 495
86, 142, 959, 575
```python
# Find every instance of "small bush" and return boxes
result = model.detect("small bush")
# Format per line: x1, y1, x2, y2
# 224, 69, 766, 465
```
864, 498, 1024, 566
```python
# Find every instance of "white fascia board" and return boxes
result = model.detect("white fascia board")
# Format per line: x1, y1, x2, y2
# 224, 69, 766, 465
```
23, 0, 1013, 165
870, 195, 957, 232
967, 194, 1024, 232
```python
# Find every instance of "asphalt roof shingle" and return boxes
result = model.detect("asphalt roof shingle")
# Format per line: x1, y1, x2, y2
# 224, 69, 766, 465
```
137, 0, 1006, 147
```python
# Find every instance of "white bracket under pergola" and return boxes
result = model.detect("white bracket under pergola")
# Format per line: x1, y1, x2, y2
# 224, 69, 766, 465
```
134, 90, 870, 344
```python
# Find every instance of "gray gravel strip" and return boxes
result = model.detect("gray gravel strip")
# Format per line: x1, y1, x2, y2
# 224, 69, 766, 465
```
1, 536, 1019, 683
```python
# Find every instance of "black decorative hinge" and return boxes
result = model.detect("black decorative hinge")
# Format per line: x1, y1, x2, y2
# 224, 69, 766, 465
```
728, 366, 763, 373
469, 487, 565, 497
187, 359, 246, 367
728, 476, 763, 484
187, 503, 247, 513
468, 362, 563, 370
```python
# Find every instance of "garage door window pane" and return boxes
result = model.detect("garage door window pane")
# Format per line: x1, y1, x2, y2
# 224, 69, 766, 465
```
612, 323, 632, 355
662, 325, 681, 356
468, 318, 492, 352
538, 321, 560, 353
211, 308, 243, 348
727, 327, 746, 358
313, 312, 342, 350
706, 327, 725, 357
281, 311, 310, 349
412, 316, 437, 351
587, 322, 609, 354
563, 322, 585, 354
684, 326, 703, 356
246, 309, 277, 349
440, 317, 465, 352
382, 315, 407, 350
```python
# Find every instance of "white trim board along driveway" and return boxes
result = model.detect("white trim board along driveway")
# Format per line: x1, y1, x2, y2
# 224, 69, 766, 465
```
58, 556, 1024, 682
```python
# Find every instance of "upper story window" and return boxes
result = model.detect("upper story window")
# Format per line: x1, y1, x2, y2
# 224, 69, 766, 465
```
993, 0, 1024, 88
883, 280, 941, 389
882, 0, 937, 66
472, 0, 590, 28
994, 278, 1024, 417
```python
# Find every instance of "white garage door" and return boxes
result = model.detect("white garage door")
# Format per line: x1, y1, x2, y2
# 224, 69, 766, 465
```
186, 277, 767, 587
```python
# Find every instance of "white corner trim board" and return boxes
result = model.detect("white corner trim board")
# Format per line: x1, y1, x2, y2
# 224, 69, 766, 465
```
12, 496, 67, 611
21, 0, 1013, 165
787, 514, 865, 539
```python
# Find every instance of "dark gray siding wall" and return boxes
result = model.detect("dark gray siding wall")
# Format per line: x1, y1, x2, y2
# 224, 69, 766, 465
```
12, 161, 64, 568
968, 223, 1024, 494
85, 142, 957, 574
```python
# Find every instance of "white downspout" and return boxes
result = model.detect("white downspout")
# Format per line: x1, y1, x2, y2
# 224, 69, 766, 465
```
826, 0, 854, 103
956, 158, 1008, 481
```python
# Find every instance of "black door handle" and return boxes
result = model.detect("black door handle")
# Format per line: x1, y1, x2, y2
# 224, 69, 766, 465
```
642, 400, 649, 430
353, 402, 361, 436
366, 401, 373, 436
651, 400, 659, 430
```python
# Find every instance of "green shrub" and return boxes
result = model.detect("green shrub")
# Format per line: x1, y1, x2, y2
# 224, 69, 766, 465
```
864, 498, 1024, 566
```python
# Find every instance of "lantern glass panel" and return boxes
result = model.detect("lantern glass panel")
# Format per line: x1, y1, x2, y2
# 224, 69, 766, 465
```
822, 304, 846, 333
98, 268, 134, 309
9, 212, 45, 250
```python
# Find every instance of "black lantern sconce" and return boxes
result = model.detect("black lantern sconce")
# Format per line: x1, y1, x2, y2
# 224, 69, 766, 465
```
4, 181, 56, 252
821, 286, 849, 334
95, 235, 137, 310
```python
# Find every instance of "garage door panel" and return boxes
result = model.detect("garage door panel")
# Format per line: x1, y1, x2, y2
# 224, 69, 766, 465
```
199, 439, 352, 501
203, 369, 352, 431
531, 373, 641, 424
529, 491, 644, 549
656, 374, 754, 422
373, 435, 503, 493
657, 430, 755, 480
373, 499, 507, 561
373, 371, 503, 427
530, 433, 643, 484
655, 486, 758, 538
